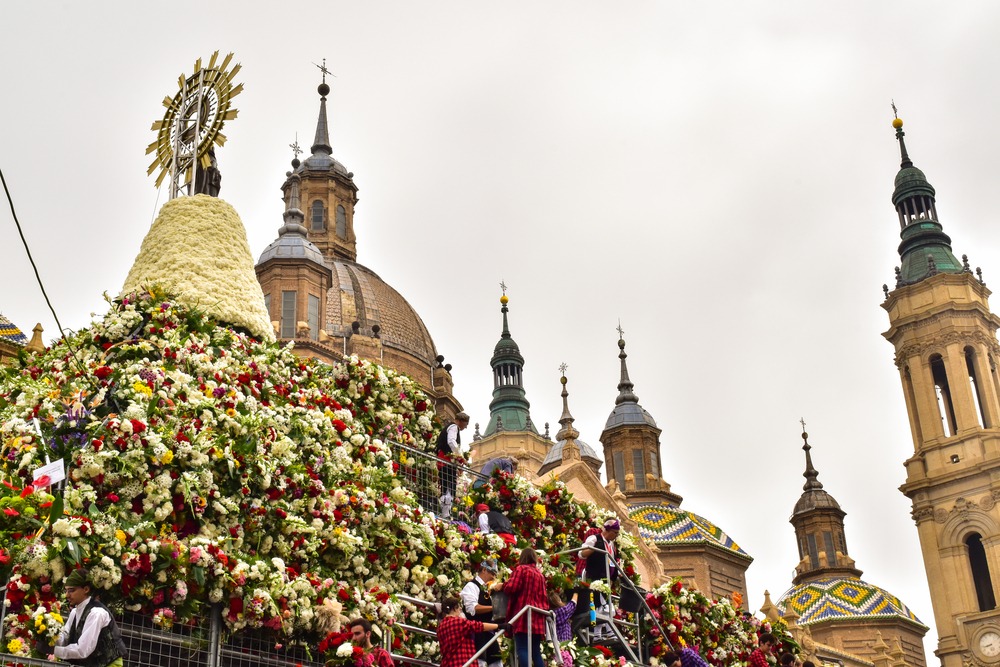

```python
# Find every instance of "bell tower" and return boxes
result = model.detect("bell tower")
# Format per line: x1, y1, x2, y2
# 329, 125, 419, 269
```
882, 116, 1000, 667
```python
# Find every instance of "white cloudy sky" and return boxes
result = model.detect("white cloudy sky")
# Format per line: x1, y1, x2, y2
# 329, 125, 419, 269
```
5, 2, 1000, 661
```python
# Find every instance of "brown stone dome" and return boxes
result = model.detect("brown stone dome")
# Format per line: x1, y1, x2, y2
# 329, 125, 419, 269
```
326, 260, 438, 368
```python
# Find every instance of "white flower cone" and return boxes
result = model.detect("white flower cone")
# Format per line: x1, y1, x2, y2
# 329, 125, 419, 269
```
121, 195, 275, 341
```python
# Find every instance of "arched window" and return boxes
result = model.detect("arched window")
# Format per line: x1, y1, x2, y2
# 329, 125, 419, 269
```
967, 347, 989, 427
336, 205, 347, 239
311, 201, 325, 231
930, 354, 958, 436
966, 533, 997, 611
903, 366, 924, 443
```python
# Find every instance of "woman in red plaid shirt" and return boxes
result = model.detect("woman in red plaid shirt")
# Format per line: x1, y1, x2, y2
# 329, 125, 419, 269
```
437, 597, 502, 667
503, 548, 550, 667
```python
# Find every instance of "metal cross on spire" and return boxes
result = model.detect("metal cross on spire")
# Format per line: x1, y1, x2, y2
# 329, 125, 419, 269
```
500, 280, 508, 296
616, 320, 625, 339
891, 100, 899, 119
289, 133, 302, 160
313, 58, 334, 83
800, 417, 807, 432
559, 362, 568, 376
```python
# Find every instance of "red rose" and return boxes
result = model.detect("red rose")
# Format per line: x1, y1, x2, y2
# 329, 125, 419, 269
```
95, 366, 113, 379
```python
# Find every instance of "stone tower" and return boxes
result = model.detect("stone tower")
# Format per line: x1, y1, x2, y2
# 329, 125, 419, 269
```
778, 428, 927, 666
599, 334, 678, 504
471, 293, 552, 474
882, 116, 1000, 667
604, 332, 752, 601
254, 76, 461, 422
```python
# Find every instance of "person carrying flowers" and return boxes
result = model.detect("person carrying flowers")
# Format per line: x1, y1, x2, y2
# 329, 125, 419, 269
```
437, 597, 502, 667
349, 619, 394, 667
749, 633, 777, 667
53, 568, 128, 667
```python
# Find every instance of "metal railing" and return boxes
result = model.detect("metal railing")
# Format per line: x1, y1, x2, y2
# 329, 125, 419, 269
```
389, 441, 488, 518
557, 544, 673, 664
461, 603, 556, 667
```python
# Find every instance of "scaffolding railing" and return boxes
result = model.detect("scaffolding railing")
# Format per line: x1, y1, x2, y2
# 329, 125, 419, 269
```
389, 441, 489, 518
556, 544, 672, 664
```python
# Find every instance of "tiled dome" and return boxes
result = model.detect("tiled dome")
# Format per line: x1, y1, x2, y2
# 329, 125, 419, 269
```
0, 314, 28, 346
628, 502, 750, 559
777, 576, 925, 627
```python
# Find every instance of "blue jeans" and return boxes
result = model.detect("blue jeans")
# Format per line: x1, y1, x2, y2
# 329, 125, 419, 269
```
514, 633, 543, 667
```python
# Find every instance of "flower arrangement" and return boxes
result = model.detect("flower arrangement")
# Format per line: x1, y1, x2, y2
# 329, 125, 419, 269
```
0, 286, 791, 667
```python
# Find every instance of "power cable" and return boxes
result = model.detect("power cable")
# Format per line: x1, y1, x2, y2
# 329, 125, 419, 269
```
0, 165, 93, 383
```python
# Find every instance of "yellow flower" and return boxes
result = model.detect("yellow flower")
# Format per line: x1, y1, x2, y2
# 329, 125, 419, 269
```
116, 530, 127, 546
6, 638, 24, 654
52, 612, 63, 624
38, 624, 46, 632
133, 381, 153, 397
160, 449, 174, 465
399, 452, 408, 465
421, 555, 434, 567
533, 503, 546, 520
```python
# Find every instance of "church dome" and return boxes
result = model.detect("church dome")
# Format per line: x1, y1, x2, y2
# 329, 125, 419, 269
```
777, 576, 926, 628
257, 222, 327, 268
541, 438, 601, 467
793, 487, 843, 515
605, 402, 658, 429
326, 259, 438, 365
628, 502, 751, 560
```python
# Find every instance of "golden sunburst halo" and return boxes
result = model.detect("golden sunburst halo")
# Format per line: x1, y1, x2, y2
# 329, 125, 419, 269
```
146, 51, 243, 190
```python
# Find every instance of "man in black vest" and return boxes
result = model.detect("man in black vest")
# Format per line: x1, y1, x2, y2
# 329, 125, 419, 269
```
435, 412, 469, 516
579, 519, 621, 641
459, 559, 503, 667
54, 568, 127, 667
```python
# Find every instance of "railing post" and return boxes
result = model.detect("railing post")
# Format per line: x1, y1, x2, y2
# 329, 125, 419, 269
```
207, 604, 222, 667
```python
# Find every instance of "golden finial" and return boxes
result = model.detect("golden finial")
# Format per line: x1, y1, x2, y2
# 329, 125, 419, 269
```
891, 100, 903, 129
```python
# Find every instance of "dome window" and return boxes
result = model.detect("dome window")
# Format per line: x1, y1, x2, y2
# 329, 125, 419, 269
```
632, 449, 646, 490
281, 290, 296, 339
311, 201, 326, 231
308, 294, 321, 341
336, 205, 347, 239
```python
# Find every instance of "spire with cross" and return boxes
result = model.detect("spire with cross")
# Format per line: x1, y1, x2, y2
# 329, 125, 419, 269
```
313, 58, 334, 84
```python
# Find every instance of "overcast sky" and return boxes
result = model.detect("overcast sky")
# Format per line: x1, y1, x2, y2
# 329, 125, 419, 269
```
6, 2, 1000, 661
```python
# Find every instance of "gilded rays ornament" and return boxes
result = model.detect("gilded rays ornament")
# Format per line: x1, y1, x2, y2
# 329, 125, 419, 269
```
146, 51, 243, 198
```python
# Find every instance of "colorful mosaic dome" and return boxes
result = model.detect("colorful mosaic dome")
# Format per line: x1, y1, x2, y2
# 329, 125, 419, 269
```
628, 503, 751, 560
0, 314, 28, 346
777, 576, 926, 628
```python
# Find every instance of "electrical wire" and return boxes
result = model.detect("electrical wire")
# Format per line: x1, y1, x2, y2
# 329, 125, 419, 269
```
0, 165, 93, 383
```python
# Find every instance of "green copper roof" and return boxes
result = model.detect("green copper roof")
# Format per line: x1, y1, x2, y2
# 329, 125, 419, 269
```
890, 118, 964, 286
484, 296, 536, 437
